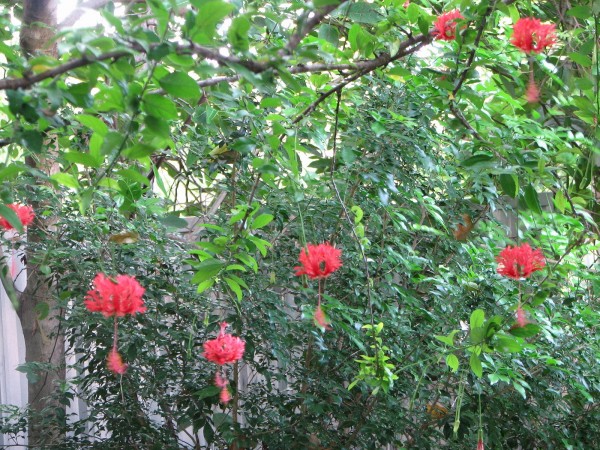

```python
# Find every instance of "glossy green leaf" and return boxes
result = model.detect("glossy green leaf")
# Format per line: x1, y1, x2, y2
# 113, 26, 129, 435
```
524, 184, 543, 214
469, 352, 483, 378
446, 354, 459, 372
191, 258, 225, 284
499, 173, 518, 198
159, 72, 201, 101
251, 213, 274, 229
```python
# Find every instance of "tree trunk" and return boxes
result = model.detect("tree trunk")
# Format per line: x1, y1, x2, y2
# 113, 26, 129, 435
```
17, 0, 65, 446
20, 0, 58, 57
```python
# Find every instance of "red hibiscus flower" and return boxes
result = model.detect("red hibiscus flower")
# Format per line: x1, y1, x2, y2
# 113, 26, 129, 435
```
294, 243, 342, 279
107, 348, 128, 374
511, 17, 556, 54
477, 437, 485, 450
85, 273, 146, 317
203, 322, 245, 365
0, 204, 35, 230
432, 10, 464, 41
496, 243, 545, 279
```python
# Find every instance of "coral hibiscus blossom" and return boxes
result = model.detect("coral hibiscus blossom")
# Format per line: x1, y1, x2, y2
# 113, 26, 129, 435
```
294, 243, 342, 279
0, 204, 35, 230
496, 243, 545, 279
107, 348, 128, 374
203, 322, 245, 365
85, 273, 146, 317
511, 17, 556, 54
432, 10, 464, 41
477, 437, 485, 450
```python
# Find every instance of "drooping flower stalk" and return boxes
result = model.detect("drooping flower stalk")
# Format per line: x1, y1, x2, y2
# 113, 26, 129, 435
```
84, 273, 146, 374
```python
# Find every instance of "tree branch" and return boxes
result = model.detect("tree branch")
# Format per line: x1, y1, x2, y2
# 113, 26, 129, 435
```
281, 0, 350, 56
0, 50, 131, 90
292, 34, 432, 124
452, 0, 497, 97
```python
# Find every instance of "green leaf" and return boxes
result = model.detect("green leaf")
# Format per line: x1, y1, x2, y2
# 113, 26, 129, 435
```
191, 0, 235, 44
159, 215, 189, 229
224, 276, 243, 302
159, 72, 201, 101
351, 205, 364, 224
508, 323, 541, 338
553, 190, 567, 213
462, 154, 494, 167
0, 164, 24, 181
567, 5, 593, 19
63, 151, 101, 168
0, 204, 23, 232
19, 130, 43, 153
332, 2, 383, 24
470, 309, 485, 330
75, 114, 109, 136
524, 184, 543, 214
251, 213, 274, 229
142, 94, 178, 119
234, 253, 258, 273
117, 168, 150, 186
469, 352, 483, 378
499, 173, 518, 198
434, 330, 459, 346
194, 385, 221, 399
51, 173, 80, 190
34, 302, 50, 320
248, 236, 271, 257
512, 380, 527, 398
192, 258, 225, 284
318, 24, 339, 46
446, 354, 459, 372
569, 52, 592, 67
313, 0, 342, 6
494, 335, 523, 353
227, 16, 251, 52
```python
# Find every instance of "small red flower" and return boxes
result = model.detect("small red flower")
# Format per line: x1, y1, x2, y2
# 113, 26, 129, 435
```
203, 322, 245, 365
477, 437, 485, 450
215, 372, 228, 388
496, 243, 545, 279
526, 80, 540, 103
511, 17, 556, 54
432, 10, 464, 41
107, 348, 128, 374
85, 273, 146, 317
515, 305, 528, 327
0, 204, 35, 230
219, 386, 231, 403
294, 243, 342, 279
314, 303, 332, 330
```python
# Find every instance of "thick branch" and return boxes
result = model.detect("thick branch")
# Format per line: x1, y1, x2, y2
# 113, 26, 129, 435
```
0, 50, 131, 90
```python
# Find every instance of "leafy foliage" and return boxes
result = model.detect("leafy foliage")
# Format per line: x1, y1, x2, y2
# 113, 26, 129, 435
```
0, 0, 599, 448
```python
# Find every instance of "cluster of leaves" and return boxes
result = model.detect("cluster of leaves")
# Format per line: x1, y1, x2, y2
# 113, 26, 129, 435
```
0, 0, 598, 448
